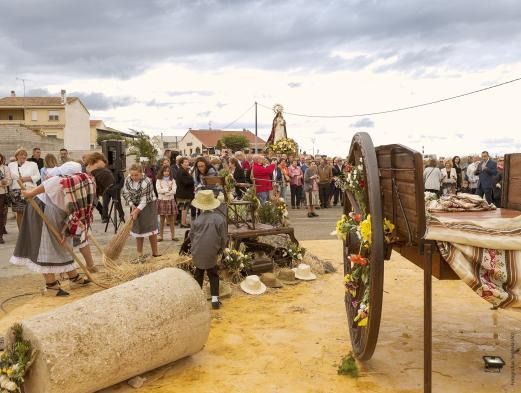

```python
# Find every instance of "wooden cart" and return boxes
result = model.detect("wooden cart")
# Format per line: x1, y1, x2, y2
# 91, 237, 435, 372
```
342, 132, 521, 392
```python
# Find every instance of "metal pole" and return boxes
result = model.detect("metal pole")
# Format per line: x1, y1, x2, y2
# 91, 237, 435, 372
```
255, 101, 258, 153
424, 241, 433, 393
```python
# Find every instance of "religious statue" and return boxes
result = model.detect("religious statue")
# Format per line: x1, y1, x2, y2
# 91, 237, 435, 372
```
267, 104, 287, 144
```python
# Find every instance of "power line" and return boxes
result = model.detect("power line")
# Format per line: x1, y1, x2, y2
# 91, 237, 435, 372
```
220, 103, 255, 129
258, 76, 521, 119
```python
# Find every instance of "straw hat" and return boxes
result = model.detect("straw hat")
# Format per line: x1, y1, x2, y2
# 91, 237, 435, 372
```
240, 275, 267, 295
277, 268, 300, 285
260, 272, 283, 288
292, 263, 317, 281
192, 190, 221, 211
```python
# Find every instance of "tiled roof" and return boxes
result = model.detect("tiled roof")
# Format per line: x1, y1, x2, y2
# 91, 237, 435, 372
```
187, 129, 265, 147
0, 97, 79, 107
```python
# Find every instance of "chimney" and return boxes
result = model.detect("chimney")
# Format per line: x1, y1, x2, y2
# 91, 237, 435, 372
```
10, 90, 15, 97
61, 89, 66, 104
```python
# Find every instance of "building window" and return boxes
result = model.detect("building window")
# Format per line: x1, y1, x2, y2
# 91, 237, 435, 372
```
187, 142, 193, 147
32, 111, 38, 121
48, 111, 59, 121
8, 114, 13, 120
190, 148, 193, 155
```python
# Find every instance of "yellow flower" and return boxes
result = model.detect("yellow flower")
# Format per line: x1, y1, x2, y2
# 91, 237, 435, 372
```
6, 368, 13, 376
357, 317, 368, 327
360, 215, 372, 245
383, 217, 395, 233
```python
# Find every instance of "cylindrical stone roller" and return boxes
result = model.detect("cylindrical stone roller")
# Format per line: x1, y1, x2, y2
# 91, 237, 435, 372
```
10, 268, 210, 393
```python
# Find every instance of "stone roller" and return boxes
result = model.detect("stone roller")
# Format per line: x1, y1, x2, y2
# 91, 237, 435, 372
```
9, 268, 211, 393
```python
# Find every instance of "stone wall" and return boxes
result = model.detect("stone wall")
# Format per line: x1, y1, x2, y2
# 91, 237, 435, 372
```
0, 124, 64, 158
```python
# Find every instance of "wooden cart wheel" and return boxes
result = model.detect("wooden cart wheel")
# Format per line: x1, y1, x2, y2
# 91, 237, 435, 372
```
343, 132, 385, 361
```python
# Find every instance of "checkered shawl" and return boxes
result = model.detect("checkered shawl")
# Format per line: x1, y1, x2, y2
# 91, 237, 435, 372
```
59, 172, 96, 240
122, 176, 156, 206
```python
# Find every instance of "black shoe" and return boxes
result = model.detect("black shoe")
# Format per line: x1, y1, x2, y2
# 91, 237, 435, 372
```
312, 212, 319, 217
307, 213, 314, 218
0, 238, 4, 244
212, 300, 222, 310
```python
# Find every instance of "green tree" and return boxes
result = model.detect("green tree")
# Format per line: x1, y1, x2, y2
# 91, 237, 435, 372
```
127, 131, 158, 163
219, 135, 250, 152
96, 132, 127, 146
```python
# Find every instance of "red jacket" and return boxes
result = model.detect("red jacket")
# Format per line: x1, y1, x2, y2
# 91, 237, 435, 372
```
253, 163, 276, 193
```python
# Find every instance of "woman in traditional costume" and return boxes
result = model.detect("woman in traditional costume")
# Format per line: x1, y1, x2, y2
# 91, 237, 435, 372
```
122, 163, 160, 258
10, 152, 113, 297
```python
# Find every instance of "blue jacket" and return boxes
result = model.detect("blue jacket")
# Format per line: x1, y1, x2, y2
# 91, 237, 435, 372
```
475, 160, 498, 190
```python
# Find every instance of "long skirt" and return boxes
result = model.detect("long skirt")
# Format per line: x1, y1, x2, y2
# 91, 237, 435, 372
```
130, 201, 159, 238
10, 198, 75, 274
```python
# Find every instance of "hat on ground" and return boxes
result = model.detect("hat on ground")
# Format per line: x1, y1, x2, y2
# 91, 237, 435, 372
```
240, 275, 267, 295
205, 280, 232, 300
260, 272, 283, 288
277, 268, 300, 285
192, 190, 221, 211
292, 263, 317, 281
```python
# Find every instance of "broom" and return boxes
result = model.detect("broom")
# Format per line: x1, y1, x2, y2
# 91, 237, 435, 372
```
17, 180, 107, 289
103, 217, 134, 260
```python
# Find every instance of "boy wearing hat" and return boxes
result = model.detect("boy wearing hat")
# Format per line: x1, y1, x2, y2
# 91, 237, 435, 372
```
190, 190, 228, 309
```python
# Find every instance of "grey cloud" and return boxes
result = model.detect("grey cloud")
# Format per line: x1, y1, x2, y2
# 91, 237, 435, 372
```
481, 137, 516, 147
315, 128, 334, 135
197, 111, 211, 118
216, 102, 228, 109
350, 118, 374, 128
1, 0, 521, 81
69, 91, 137, 110
288, 82, 301, 88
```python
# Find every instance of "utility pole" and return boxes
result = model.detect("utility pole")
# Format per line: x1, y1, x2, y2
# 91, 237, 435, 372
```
311, 137, 316, 156
254, 101, 258, 153
16, 77, 30, 119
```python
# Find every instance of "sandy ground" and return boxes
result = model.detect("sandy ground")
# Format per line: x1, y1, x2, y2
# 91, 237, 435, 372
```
1, 238, 521, 392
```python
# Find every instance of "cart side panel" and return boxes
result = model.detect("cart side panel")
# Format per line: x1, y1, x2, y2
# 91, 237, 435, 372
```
375, 144, 458, 280
376, 144, 425, 246
502, 153, 521, 210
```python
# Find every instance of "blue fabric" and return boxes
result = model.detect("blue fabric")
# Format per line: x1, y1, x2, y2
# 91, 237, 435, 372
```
476, 160, 498, 190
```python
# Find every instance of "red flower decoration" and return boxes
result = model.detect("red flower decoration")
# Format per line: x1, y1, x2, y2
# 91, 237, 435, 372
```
350, 254, 368, 266
358, 179, 366, 188
345, 164, 353, 172
353, 213, 362, 223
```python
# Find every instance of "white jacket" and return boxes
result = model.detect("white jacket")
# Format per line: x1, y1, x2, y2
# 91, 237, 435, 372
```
466, 162, 479, 189
440, 167, 457, 185
156, 178, 176, 201
8, 160, 40, 190
423, 167, 442, 191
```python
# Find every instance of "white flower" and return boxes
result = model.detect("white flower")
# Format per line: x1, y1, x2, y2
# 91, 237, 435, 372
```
359, 157, 363, 163
5, 381, 18, 392
0, 375, 8, 387
358, 165, 363, 170
224, 248, 230, 253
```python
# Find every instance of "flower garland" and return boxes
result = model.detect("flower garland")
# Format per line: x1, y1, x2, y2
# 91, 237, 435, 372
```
0, 324, 34, 392
283, 242, 306, 266
218, 168, 236, 195
222, 245, 253, 283
333, 158, 396, 328
268, 138, 298, 156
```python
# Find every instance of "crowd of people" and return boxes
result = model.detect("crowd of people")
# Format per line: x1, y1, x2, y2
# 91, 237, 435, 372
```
423, 151, 504, 206
138, 149, 350, 223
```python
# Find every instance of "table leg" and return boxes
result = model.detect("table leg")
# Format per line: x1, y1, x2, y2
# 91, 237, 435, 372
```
424, 241, 433, 393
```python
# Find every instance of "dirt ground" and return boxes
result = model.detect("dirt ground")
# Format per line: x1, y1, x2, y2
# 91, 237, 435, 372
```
1, 239, 521, 392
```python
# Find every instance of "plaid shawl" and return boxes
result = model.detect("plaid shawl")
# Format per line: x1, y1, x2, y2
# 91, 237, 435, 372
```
59, 172, 96, 241
122, 176, 156, 206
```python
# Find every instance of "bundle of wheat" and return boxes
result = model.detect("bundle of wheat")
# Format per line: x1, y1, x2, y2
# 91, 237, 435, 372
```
97, 253, 193, 286
103, 218, 134, 260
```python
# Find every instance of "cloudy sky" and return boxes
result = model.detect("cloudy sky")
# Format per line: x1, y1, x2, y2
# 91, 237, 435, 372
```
1, 0, 521, 156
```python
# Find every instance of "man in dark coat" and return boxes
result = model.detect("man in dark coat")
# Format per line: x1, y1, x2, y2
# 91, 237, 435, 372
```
475, 150, 498, 204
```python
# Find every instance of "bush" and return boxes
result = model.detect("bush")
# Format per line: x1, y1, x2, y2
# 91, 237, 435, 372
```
219, 135, 250, 152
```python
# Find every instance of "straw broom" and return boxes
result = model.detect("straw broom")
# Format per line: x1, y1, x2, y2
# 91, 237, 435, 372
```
103, 217, 134, 260
18, 180, 107, 289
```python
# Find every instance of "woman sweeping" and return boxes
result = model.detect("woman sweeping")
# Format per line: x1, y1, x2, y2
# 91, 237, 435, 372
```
10, 152, 113, 296
122, 163, 160, 258
155, 164, 179, 242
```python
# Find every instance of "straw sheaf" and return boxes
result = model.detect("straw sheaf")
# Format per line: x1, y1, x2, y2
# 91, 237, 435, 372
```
103, 218, 134, 260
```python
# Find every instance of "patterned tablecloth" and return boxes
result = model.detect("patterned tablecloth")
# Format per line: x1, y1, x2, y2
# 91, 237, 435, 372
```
426, 214, 521, 309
